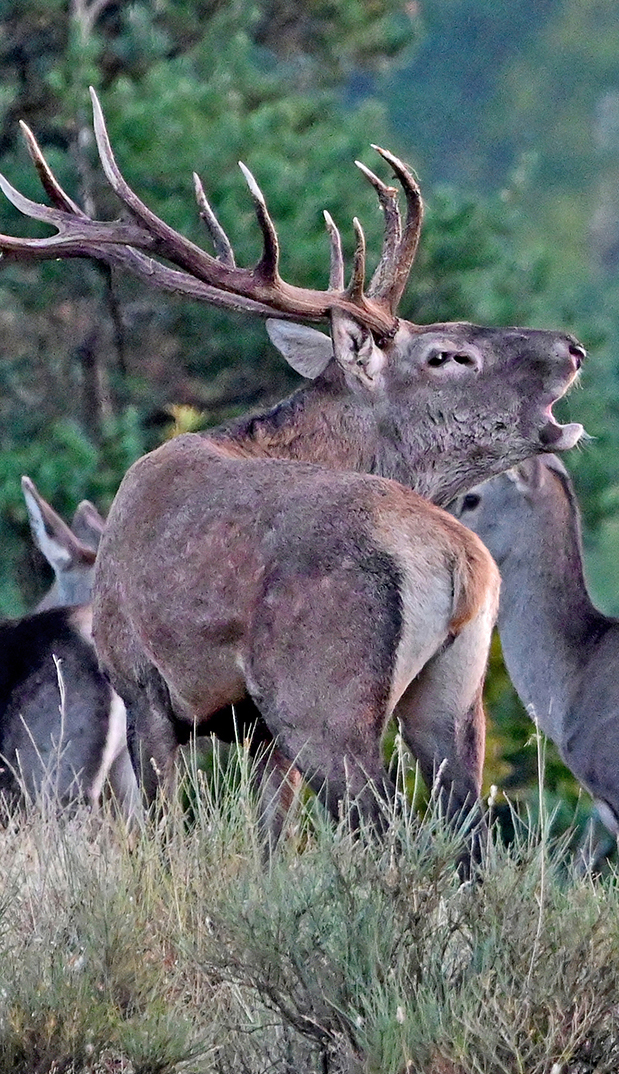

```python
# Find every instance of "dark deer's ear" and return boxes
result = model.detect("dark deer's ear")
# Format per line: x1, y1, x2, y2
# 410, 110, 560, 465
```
330, 310, 387, 389
266, 320, 333, 379
21, 475, 96, 572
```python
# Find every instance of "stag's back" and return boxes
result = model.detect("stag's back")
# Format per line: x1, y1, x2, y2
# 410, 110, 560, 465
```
94, 434, 498, 725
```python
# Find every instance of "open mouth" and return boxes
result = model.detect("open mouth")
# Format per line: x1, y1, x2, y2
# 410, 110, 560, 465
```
538, 403, 583, 450
537, 345, 584, 449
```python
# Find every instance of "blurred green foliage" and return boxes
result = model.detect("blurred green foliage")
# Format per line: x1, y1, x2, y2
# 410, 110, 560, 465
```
1, 0, 619, 835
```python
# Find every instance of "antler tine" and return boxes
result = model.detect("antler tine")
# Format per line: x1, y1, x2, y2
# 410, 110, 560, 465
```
346, 218, 367, 302
1, 119, 155, 258
355, 159, 402, 300
0, 171, 69, 231
370, 144, 423, 312
89, 87, 398, 326
0, 163, 160, 259
0, 89, 402, 336
323, 211, 345, 291
193, 172, 235, 267
90, 87, 227, 281
92, 87, 286, 293
20, 122, 88, 219
0, 156, 285, 313
237, 161, 280, 283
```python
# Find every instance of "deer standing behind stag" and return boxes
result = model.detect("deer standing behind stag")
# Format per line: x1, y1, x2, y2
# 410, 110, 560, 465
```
0, 477, 136, 818
452, 456, 619, 867
0, 89, 585, 855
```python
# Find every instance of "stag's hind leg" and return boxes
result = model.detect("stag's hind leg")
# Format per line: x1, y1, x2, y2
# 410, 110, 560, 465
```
245, 673, 395, 832
394, 592, 497, 833
244, 558, 403, 830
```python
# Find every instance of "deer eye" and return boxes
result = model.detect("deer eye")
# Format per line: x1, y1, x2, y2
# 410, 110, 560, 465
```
461, 493, 481, 511
427, 350, 477, 368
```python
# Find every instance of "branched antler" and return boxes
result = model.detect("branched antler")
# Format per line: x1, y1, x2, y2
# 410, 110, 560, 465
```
0, 88, 423, 336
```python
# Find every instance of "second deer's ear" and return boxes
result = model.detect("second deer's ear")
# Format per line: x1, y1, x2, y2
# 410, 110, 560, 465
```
21, 475, 96, 573
71, 500, 106, 550
330, 309, 387, 388
510, 456, 546, 493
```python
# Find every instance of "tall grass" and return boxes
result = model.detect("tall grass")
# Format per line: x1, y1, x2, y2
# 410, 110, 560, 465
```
0, 742, 618, 1074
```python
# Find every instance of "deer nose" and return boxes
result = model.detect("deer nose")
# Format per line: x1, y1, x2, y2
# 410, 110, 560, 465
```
567, 338, 586, 369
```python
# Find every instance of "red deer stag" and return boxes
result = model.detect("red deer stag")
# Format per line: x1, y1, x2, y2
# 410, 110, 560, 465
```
451, 455, 619, 859
0, 477, 137, 818
0, 91, 584, 839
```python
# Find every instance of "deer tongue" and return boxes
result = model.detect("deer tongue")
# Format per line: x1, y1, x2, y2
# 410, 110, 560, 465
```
539, 419, 583, 450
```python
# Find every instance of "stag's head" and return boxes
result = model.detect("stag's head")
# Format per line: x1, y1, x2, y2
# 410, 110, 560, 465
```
267, 313, 583, 502
0, 90, 584, 503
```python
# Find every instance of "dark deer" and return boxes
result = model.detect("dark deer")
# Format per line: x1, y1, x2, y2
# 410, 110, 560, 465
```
0, 477, 137, 817
451, 455, 619, 852
0, 91, 584, 837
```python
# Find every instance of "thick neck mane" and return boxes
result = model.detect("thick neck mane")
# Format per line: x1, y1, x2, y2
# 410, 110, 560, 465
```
206, 366, 375, 473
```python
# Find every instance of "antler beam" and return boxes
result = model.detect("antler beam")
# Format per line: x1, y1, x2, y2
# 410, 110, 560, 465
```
0, 88, 423, 336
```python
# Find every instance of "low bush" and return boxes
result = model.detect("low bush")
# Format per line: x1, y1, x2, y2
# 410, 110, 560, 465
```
0, 745, 617, 1073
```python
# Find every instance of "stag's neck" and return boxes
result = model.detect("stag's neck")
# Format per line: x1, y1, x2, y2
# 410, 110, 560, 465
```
208, 369, 376, 472
207, 369, 468, 502
496, 484, 607, 745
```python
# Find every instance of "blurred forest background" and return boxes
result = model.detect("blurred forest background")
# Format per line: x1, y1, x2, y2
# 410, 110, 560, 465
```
1, 0, 618, 832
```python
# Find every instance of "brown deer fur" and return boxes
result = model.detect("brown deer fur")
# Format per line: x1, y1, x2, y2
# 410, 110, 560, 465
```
96, 439, 500, 830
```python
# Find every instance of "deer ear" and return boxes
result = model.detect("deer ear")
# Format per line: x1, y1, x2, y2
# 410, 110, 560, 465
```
510, 456, 546, 493
542, 453, 569, 480
21, 475, 96, 572
266, 320, 333, 379
330, 310, 386, 388
71, 500, 106, 551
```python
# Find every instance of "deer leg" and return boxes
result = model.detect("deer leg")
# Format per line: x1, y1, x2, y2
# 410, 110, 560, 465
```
393, 610, 492, 866
245, 549, 404, 831
233, 697, 304, 846
244, 667, 394, 832
120, 670, 181, 808
261, 713, 393, 832
105, 746, 142, 821
250, 742, 304, 849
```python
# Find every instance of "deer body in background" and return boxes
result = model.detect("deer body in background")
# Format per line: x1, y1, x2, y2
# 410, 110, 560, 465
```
451, 455, 619, 840
0, 91, 584, 835
0, 477, 137, 817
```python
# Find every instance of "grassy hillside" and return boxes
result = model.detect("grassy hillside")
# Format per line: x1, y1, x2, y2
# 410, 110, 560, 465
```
1, 744, 618, 1074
